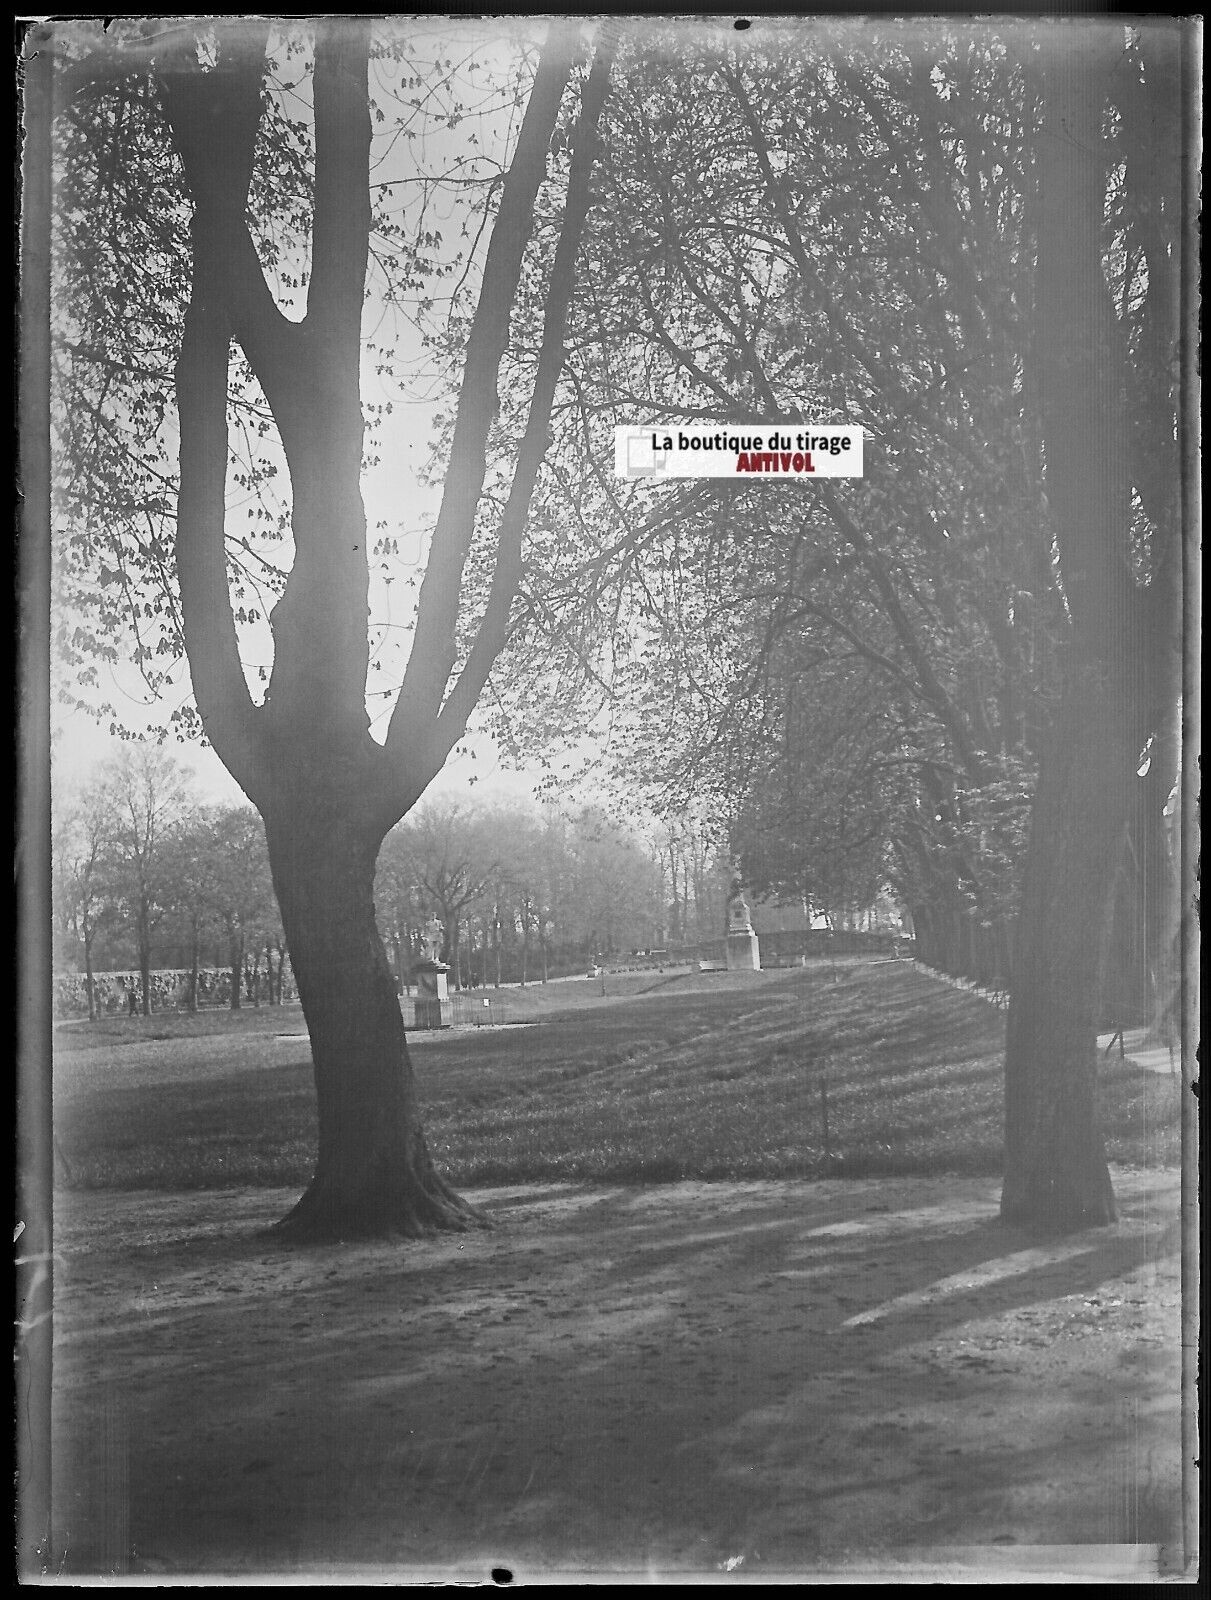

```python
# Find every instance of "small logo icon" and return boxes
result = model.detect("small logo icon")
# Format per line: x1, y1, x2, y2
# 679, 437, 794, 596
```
623, 430, 669, 477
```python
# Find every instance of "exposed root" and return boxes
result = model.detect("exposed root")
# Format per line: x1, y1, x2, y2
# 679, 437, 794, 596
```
1000, 1172, 1117, 1234
272, 1169, 491, 1245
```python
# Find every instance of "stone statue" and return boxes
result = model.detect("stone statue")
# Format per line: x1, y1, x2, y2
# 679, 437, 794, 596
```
726, 882, 760, 971
419, 915, 445, 965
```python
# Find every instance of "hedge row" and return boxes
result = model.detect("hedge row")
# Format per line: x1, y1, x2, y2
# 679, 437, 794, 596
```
53, 965, 297, 1019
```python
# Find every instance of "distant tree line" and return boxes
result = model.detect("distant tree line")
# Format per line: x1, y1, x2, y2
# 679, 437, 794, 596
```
376, 798, 734, 988
55, 745, 749, 1009
54, 745, 287, 1017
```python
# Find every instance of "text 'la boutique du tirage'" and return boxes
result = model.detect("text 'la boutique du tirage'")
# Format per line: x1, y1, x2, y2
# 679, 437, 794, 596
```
615, 425, 863, 479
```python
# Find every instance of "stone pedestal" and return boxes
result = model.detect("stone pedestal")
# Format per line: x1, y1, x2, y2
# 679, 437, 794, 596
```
411, 961, 450, 1029
725, 896, 761, 972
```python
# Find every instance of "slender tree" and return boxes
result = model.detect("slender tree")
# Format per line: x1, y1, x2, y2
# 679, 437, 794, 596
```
94, 744, 196, 1015
157, 807, 219, 1012
200, 806, 276, 1011
394, 801, 503, 985
53, 785, 117, 1021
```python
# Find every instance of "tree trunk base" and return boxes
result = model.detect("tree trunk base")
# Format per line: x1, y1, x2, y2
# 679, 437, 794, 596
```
1000, 1163, 1117, 1234
260, 802, 492, 1246
273, 1164, 489, 1244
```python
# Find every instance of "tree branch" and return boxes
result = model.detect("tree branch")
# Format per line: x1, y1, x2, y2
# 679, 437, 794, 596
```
431, 28, 617, 758
306, 20, 372, 359
387, 23, 581, 744
162, 27, 272, 799
158, 28, 308, 441
819, 486, 988, 781
45, 23, 200, 111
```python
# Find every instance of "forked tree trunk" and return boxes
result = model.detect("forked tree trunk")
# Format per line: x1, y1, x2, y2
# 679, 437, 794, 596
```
157, 20, 612, 1241
264, 801, 483, 1241
1001, 671, 1133, 1230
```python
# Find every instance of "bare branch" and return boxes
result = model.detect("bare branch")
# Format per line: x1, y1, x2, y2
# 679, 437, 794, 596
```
432, 28, 618, 757
387, 22, 582, 742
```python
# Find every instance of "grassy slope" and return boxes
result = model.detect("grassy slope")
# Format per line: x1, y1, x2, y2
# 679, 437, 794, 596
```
53, 960, 1180, 1191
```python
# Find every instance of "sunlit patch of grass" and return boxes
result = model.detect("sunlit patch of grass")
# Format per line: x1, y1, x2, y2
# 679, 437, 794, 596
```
1100, 1056, 1183, 1167
56, 1004, 304, 1052
53, 963, 1180, 1191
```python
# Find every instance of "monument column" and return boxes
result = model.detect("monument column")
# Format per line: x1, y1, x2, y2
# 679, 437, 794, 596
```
726, 891, 761, 972
411, 914, 450, 1029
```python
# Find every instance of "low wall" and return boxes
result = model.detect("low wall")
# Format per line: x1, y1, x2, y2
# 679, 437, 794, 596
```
757, 929, 912, 965
602, 931, 914, 974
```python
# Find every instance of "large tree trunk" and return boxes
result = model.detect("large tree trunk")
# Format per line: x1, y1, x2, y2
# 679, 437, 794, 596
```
158, 20, 611, 1241
264, 801, 482, 1241
1000, 671, 1133, 1229
1000, 32, 1181, 1231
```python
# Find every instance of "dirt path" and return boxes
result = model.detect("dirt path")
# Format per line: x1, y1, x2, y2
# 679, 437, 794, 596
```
49, 1170, 1187, 1582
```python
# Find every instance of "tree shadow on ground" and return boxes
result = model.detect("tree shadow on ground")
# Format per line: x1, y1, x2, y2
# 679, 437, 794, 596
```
50, 1172, 1183, 1579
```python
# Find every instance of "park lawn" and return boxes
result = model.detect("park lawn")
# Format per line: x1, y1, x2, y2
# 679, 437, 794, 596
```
53, 960, 1181, 1192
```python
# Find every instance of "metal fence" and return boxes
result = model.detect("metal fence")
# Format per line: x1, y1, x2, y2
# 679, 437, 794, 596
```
401, 988, 521, 1029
